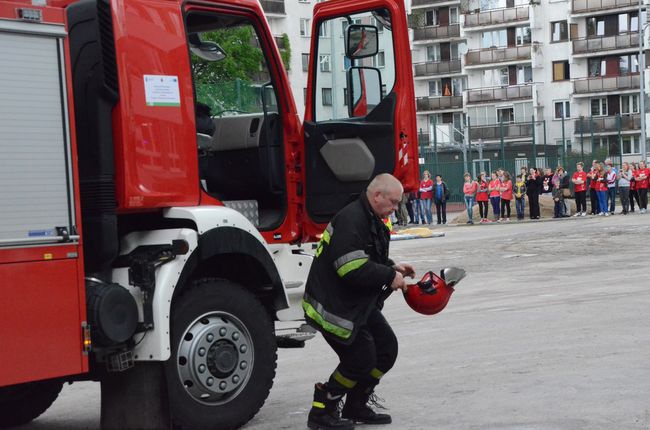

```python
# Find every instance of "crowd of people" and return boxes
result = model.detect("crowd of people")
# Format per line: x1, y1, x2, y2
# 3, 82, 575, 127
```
393, 159, 649, 227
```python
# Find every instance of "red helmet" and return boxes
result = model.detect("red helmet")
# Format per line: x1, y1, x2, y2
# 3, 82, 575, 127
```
403, 268, 466, 315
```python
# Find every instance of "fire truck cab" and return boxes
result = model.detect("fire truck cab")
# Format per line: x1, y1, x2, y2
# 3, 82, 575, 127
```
0, 0, 418, 428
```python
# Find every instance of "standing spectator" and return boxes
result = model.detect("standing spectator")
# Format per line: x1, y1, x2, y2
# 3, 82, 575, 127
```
526, 167, 542, 219
551, 167, 565, 218
476, 172, 490, 223
405, 192, 416, 224
463, 173, 478, 225
587, 161, 600, 215
418, 171, 433, 224
541, 167, 554, 196
433, 174, 450, 225
630, 163, 639, 213
633, 160, 649, 213
514, 174, 526, 220
605, 163, 617, 214
520, 166, 528, 181
619, 162, 632, 215
572, 162, 588, 217
396, 192, 409, 226
559, 167, 571, 216
488, 171, 501, 222
595, 163, 609, 216
500, 171, 513, 221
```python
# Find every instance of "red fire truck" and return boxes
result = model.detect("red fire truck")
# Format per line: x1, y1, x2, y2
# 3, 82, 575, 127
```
0, 0, 418, 428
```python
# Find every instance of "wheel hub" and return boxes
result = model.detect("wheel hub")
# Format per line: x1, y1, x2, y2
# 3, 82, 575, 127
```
177, 312, 254, 405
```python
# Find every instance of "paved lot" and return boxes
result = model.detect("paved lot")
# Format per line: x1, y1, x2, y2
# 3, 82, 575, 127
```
22, 215, 650, 429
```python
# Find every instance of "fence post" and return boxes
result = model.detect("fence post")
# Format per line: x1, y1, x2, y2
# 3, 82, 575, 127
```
531, 114, 536, 168
590, 116, 595, 156
580, 117, 585, 161
433, 118, 438, 174
543, 119, 548, 168
561, 115, 566, 167
500, 117, 505, 168
617, 114, 622, 169
467, 116, 471, 173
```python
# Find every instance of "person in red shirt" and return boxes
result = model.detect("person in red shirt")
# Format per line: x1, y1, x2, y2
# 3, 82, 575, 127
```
587, 161, 600, 215
418, 170, 433, 224
595, 163, 609, 216
633, 160, 649, 213
630, 163, 640, 212
476, 172, 490, 223
499, 171, 513, 221
488, 171, 501, 222
572, 161, 588, 216
463, 172, 478, 224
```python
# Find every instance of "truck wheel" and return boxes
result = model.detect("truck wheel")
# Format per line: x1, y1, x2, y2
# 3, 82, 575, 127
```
165, 278, 277, 430
0, 379, 63, 428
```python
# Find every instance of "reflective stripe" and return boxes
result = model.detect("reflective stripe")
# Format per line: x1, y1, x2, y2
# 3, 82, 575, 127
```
370, 368, 384, 380
334, 370, 357, 389
315, 223, 334, 258
312, 401, 326, 409
302, 295, 354, 339
333, 250, 369, 277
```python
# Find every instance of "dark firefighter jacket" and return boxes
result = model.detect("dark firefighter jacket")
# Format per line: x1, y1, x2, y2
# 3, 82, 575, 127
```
302, 193, 396, 345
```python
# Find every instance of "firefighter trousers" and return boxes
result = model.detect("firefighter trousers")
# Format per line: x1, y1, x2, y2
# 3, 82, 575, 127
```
324, 308, 398, 394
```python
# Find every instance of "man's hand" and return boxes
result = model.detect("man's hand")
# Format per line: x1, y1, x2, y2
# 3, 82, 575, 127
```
393, 263, 415, 279
390, 271, 408, 292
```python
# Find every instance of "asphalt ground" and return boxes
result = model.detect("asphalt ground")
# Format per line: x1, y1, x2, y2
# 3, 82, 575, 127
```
21, 213, 650, 429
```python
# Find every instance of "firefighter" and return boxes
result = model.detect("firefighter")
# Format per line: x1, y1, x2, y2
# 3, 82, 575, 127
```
303, 174, 415, 430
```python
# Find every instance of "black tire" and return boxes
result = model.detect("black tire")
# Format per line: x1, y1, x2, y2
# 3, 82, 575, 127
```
165, 278, 277, 430
0, 379, 63, 428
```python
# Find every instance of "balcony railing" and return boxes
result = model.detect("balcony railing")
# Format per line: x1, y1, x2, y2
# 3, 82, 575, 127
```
416, 95, 463, 111
573, 74, 640, 93
469, 122, 533, 140
572, 0, 635, 13
260, 0, 285, 15
466, 84, 533, 103
414, 59, 462, 76
412, 0, 454, 6
412, 24, 461, 41
463, 6, 529, 28
465, 45, 531, 66
573, 114, 641, 134
572, 32, 639, 54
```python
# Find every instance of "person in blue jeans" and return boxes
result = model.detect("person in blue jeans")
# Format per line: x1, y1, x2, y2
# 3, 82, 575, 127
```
595, 163, 609, 216
463, 173, 478, 224
418, 171, 433, 224
605, 163, 617, 214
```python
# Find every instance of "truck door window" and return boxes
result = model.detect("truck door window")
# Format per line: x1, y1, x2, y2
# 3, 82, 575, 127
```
314, 9, 395, 122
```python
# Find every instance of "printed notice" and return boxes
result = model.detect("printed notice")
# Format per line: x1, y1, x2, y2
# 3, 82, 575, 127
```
144, 75, 181, 107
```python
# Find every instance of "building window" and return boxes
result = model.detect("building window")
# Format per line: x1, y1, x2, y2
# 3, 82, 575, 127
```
482, 67, 509, 86
621, 94, 639, 114
340, 18, 362, 37
554, 100, 570, 119
319, 54, 331, 72
425, 10, 438, 26
427, 45, 441, 62
373, 51, 385, 68
590, 97, 608, 116
516, 27, 531, 45
318, 21, 329, 37
552, 61, 570, 81
449, 7, 459, 25
497, 107, 514, 123
622, 136, 640, 154
586, 17, 605, 37
517, 65, 533, 83
450, 43, 460, 60
301, 53, 310, 72
322, 88, 332, 106
300, 18, 310, 37
619, 13, 639, 33
619, 54, 639, 75
482, 29, 507, 48
428, 80, 441, 96
551, 21, 568, 42
588, 58, 606, 77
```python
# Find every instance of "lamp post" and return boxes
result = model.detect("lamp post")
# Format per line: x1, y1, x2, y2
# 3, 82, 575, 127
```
640, 0, 647, 162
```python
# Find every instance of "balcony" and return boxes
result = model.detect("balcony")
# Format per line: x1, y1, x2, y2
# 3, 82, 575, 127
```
416, 95, 463, 112
465, 45, 531, 67
463, 6, 529, 29
466, 84, 534, 104
572, 32, 639, 55
573, 114, 641, 134
260, 0, 285, 15
572, 74, 639, 95
469, 122, 533, 140
414, 59, 462, 77
412, 24, 461, 41
572, 0, 636, 14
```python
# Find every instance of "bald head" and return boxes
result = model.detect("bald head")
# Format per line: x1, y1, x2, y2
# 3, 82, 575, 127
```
366, 174, 403, 218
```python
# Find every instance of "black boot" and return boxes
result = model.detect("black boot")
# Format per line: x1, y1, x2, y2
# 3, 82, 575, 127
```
341, 384, 392, 425
308, 383, 355, 430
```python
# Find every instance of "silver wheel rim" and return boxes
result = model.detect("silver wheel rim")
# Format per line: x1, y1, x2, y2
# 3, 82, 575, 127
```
177, 311, 254, 405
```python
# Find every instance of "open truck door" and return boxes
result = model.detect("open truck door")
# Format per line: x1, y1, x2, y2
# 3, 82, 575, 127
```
302, 0, 419, 238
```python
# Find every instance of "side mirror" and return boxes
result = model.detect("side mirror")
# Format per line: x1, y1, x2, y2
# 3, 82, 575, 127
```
189, 34, 226, 62
440, 267, 466, 287
346, 24, 378, 59
347, 67, 382, 118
